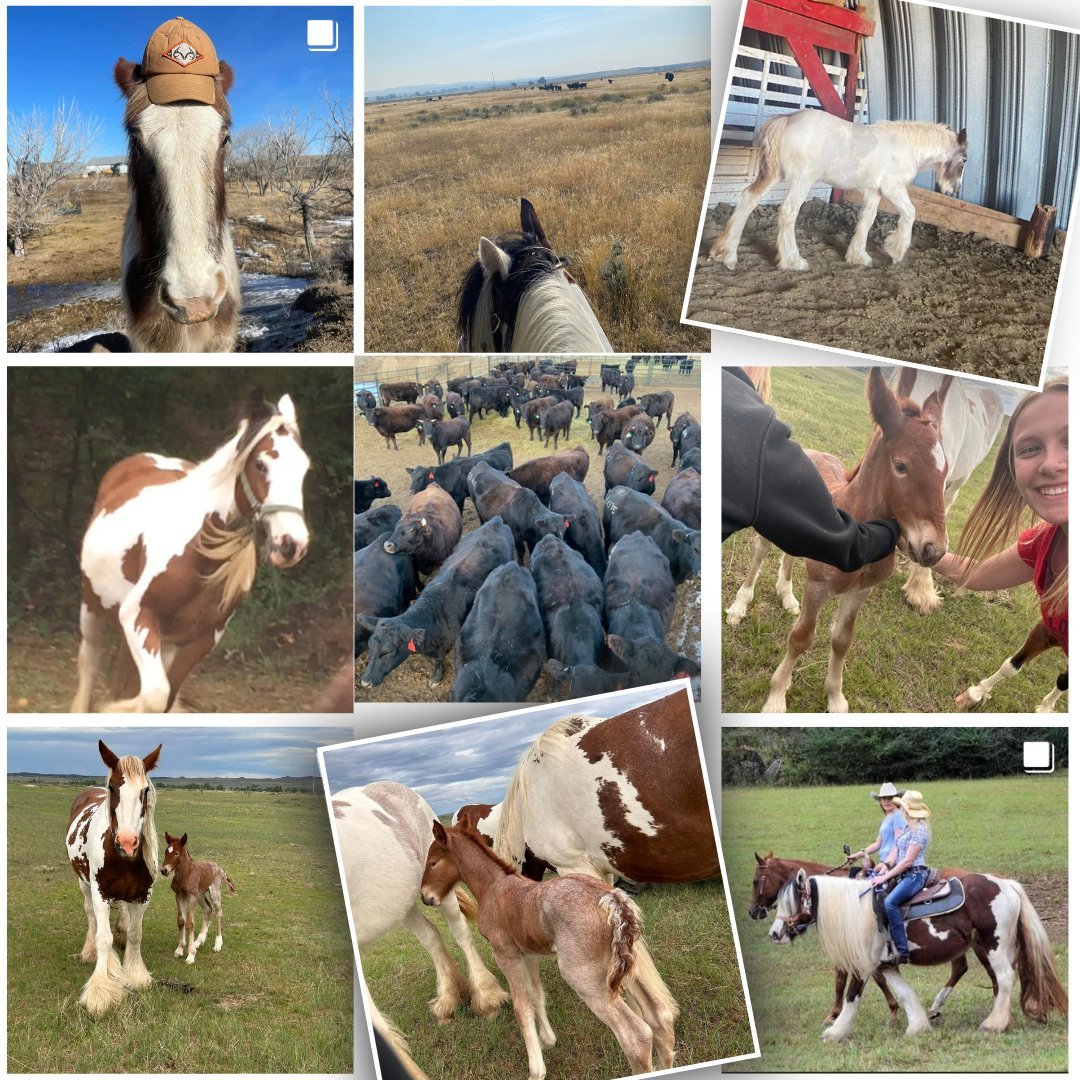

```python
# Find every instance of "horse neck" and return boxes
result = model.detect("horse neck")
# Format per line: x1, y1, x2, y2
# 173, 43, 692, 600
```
173, 846, 196, 884
447, 830, 513, 905
832, 432, 891, 521
513, 276, 612, 352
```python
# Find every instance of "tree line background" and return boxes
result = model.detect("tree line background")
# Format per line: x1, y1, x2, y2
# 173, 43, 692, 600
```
7, 366, 351, 649
721, 727, 1069, 787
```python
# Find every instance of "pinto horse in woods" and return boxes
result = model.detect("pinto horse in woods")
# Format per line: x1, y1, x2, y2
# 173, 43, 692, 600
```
114, 55, 240, 351
72, 391, 310, 713
751, 851, 989, 1026
457, 198, 613, 353
66, 740, 161, 1015
455, 689, 720, 886
422, 818, 679, 1079
332, 783, 509, 1073
709, 111, 968, 271
771, 869, 1067, 1041
740, 368, 950, 712
159, 831, 235, 963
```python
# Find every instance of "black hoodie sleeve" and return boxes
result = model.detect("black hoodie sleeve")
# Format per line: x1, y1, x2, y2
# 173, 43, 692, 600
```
722, 369, 899, 571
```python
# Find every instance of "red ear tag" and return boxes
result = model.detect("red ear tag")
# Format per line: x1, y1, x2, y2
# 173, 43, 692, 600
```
649, 474, 655, 482
407, 639, 417, 652
428, 471, 434, 479
564, 519, 570, 528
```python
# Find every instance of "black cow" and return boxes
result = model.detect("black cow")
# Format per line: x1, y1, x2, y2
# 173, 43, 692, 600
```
603, 444, 656, 495
366, 404, 426, 451
468, 383, 512, 421
590, 405, 644, 454
445, 390, 466, 419
355, 476, 391, 513
604, 531, 699, 687
423, 379, 443, 398
406, 441, 514, 512
603, 486, 700, 584
523, 395, 558, 441
550, 385, 584, 416
418, 393, 444, 420
356, 389, 376, 412
540, 400, 574, 450
679, 446, 701, 472
358, 517, 516, 688
531, 534, 620, 698
451, 563, 546, 702
354, 533, 416, 655
617, 372, 635, 398
382, 483, 463, 578
507, 447, 589, 506
354, 504, 402, 550
549, 472, 606, 578
467, 461, 566, 563
637, 391, 675, 429
669, 411, 700, 467
600, 364, 621, 393
421, 416, 472, 465
586, 397, 614, 422
661, 468, 701, 530
621, 414, 656, 454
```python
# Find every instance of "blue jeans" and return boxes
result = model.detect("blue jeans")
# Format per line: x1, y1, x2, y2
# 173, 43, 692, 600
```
884, 869, 927, 956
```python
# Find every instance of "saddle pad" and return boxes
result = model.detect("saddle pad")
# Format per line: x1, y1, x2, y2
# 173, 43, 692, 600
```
902, 877, 965, 922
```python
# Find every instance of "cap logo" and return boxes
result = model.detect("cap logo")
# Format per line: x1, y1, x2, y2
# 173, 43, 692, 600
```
163, 41, 203, 67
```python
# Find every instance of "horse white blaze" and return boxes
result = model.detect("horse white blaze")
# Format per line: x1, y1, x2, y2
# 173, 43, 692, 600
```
260, 427, 311, 568
128, 103, 235, 320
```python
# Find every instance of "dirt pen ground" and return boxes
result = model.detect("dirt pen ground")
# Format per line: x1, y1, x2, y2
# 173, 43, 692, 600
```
721, 367, 1051, 715
365, 70, 712, 353
355, 355, 702, 704
723, 772, 1068, 1072
688, 200, 1062, 387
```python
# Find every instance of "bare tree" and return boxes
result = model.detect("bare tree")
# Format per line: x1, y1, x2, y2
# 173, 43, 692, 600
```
231, 125, 276, 197
7, 99, 102, 256
320, 88, 354, 203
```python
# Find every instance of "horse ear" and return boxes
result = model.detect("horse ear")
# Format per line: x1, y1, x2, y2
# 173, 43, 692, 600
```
277, 394, 297, 426
217, 60, 234, 97
478, 237, 512, 280
114, 58, 140, 98
99, 740, 119, 770
245, 387, 266, 419
922, 375, 954, 428
895, 365, 917, 401
142, 744, 162, 772
754, 852, 764, 866
432, 819, 448, 844
957, 127, 967, 146
520, 198, 552, 249
796, 867, 807, 885
867, 367, 904, 438
765, 849, 774, 859
180, 833, 188, 846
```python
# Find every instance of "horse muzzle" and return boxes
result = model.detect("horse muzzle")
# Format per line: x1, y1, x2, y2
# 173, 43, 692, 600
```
748, 905, 769, 920
909, 539, 946, 567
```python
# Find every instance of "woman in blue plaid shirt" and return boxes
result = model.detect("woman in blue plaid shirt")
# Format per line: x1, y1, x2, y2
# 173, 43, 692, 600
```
871, 790, 931, 965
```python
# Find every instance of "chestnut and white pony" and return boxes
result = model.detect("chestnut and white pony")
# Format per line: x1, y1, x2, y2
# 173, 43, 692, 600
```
72, 392, 310, 713
331, 783, 509, 1077
66, 740, 161, 1015
457, 198, 613, 353
709, 111, 968, 271
114, 59, 240, 351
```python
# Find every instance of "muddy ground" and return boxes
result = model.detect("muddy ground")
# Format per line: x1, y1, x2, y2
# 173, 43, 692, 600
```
688, 199, 1061, 386
354, 377, 702, 705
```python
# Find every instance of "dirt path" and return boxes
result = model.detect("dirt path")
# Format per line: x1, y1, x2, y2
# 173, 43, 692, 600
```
355, 371, 702, 704
688, 200, 1061, 387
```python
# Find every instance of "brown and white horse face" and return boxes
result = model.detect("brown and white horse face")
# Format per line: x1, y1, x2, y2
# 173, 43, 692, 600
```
115, 60, 235, 326
100, 740, 160, 860
160, 831, 188, 876
935, 128, 968, 195
750, 852, 782, 919
868, 370, 949, 567
769, 869, 812, 943
419, 822, 460, 906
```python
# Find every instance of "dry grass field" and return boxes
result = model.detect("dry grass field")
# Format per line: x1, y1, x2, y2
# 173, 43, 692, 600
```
364, 70, 712, 353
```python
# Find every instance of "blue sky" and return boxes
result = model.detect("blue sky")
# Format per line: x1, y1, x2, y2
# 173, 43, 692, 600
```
364, 6, 710, 93
9, 725, 352, 778
320, 683, 695, 816
7, 6, 354, 158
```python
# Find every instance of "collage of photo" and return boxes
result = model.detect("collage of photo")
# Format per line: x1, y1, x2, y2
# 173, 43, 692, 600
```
3, 0, 1073, 1079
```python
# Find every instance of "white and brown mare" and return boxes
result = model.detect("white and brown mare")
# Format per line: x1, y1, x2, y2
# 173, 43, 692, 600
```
159, 830, 235, 963
66, 740, 161, 1015
457, 198, 613, 353
114, 58, 240, 351
72, 391, 310, 712
709, 110, 968, 271
332, 783, 509, 1072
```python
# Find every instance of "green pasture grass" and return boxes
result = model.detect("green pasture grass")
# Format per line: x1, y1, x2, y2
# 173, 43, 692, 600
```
359, 858, 754, 1078
8, 785, 353, 1073
722, 774, 1068, 1072
722, 367, 1047, 713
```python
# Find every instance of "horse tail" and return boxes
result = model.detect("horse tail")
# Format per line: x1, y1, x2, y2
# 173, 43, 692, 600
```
365, 992, 431, 1080
223, 871, 236, 894
599, 888, 642, 998
628, 937, 680, 1022
753, 115, 787, 187
1005, 878, 1068, 1021
453, 886, 477, 922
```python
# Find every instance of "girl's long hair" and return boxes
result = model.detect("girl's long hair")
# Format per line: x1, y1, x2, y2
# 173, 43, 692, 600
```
954, 378, 1067, 618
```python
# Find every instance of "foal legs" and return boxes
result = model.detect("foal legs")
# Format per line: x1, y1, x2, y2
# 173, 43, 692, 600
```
623, 942, 677, 1069
497, 949, 551, 1080
707, 161, 779, 270
763, 579, 833, 713
823, 588, 872, 713
845, 190, 881, 267
880, 181, 917, 264
523, 955, 557, 1048
775, 179, 816, 271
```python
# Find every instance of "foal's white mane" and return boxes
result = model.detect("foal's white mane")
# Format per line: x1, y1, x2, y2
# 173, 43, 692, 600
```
877, 120, 960, 166
109, 755, 159, 873
803, 875, 882, 980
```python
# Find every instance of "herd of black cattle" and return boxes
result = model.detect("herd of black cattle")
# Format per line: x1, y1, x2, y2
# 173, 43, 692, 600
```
354, 359, 702, 703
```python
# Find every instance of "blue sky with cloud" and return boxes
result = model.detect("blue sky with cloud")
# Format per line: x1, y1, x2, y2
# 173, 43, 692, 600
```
8, 726, 352, 778
321, 683, 693, 815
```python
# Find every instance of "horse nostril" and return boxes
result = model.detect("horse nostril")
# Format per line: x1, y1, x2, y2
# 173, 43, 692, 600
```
280, 536, 297, 562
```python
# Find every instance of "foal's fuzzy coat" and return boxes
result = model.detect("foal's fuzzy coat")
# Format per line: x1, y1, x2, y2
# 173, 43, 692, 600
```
159, 831, 235, 963
422, 819, 678, 1079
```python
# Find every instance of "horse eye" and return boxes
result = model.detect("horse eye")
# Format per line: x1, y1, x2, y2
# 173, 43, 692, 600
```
255, 460, 269, 475
893, 461, 908, 475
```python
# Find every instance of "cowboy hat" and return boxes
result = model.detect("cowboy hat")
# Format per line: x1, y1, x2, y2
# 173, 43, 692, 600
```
869, 782, 905, 800
893, 790, 930, 818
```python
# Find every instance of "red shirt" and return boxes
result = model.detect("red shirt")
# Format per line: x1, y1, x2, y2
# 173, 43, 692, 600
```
1017, 525, 1068, 655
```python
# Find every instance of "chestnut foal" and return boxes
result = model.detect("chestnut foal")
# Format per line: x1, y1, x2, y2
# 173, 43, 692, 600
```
421, 819, 678, 1079
160, 831, 235, 963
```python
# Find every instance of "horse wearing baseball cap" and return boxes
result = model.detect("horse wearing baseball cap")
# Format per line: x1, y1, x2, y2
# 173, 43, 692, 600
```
114, 17, 240, 351
71, 391, 310, 712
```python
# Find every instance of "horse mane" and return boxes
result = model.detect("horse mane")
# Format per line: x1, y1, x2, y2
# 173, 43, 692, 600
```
877, 120, 957, 161
454, 819, 518, 876
809, 876, 881, 980
111, 755, 159, 874
514, 275, 611, 353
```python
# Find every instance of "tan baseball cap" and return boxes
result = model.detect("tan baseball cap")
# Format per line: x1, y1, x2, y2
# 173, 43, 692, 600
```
142, 17, 220, 105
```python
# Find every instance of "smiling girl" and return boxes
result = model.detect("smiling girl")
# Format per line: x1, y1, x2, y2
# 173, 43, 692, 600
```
933, 378, 1067, 709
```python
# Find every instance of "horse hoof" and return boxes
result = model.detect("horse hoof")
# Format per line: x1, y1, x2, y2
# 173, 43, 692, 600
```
185, 956, 195, 965
955, 689, 980, 710
725, 609, 744, 627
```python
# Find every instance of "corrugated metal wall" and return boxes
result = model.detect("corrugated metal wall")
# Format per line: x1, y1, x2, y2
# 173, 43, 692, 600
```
863, 0, 1080, 227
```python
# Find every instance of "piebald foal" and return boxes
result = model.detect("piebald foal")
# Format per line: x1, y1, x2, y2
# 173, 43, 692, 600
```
114, 59, 240, 351
422, 819, 678, 1080
760, 368, 949, 712
159, 831, 235, 963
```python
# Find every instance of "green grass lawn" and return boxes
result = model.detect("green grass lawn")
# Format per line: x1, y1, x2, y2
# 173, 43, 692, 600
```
8, 785, 353, 1073
722, 366, 1050, 713
722, 773, 1068, 1071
